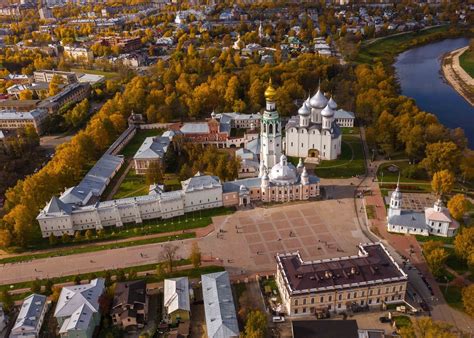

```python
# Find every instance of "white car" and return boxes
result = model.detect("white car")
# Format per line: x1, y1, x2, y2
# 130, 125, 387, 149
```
272, 316, 285, 323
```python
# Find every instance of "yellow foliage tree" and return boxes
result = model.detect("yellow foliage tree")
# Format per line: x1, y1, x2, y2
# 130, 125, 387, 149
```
462, 284, 474, 318
431, 170, 455, 197
447, 194, 467, 221
18, 89, 33, 100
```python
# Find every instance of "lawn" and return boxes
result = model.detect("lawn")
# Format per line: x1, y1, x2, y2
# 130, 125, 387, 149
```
376, 161, 429, 184
415, 235, 454, 245
366, 205, 376, 219
445, 247, 469, 275
113, 170, 148, 199
70, 68, 119, 79
393, 315, 412, 329
357, 25, 450, 64
119, 129, 164, 158
441, 284, 464, 312
314, 134, 366, 178
459, 48, 474, 78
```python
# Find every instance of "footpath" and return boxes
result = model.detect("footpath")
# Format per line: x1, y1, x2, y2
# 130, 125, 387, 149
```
442, 46, 474, 106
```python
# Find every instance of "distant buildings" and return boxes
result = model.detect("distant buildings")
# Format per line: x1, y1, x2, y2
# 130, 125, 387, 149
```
33, 70, 78, 84
63, 46, 94, 62
54, 278, 105, 338
387, 182, 459, 237
112, 280, 148, 332
10, 294, 48, 338
0, 108, 48, 135
163, 277, 191, 324
38, 82, 91, 113
276, 243, 407, 316
97, 36, 142, 53
201, 271, 239, 338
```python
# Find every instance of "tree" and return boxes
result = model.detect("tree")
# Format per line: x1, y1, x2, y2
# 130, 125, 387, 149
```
104, 270, 112, 287
425, 248, 448, 277
0, 290, 13, 313
48, 74, 64, 96
447, 194, 467, 221
399, 317, 456, 338
74, 231, 82, 242
116, 269, 126, 282
0, 229, 12, 247
44, 279, 54, 296
462, 284, 474, 318
74, 275, 82, 285
422, 240, 443, 256
160, 244, 179, 273
454, 227, 474, 261
85, 229, 94, 240
189, 242, 201, 269
156, 263, 167, 280
61, 233, 70, 244
145, 161, 163, 186
51, 286, 61, 302
244, 310, 267, 338
421, 141, 461, 176
49, 233, 58, 246
19, 89, 33, 100
31, 279, 42, 293
431, 170, 455, 197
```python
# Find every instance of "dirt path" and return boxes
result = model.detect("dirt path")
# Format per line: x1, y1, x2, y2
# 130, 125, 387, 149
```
442, 46, 474, 106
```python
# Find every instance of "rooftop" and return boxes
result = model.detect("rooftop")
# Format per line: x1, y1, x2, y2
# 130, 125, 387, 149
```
277, 243, 407, 295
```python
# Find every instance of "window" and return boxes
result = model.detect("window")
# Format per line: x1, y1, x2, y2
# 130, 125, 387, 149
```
303, 299, 306, 305
294, 299, 298, 306
302, 307, 307, 313
294, 308, 298, 314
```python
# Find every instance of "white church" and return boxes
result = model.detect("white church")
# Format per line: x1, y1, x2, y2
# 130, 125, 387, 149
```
387, 181, 459, 238
285, 89, 342, 160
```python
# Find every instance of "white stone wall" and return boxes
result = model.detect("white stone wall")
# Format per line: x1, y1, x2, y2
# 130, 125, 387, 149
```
183, 188, 223, 213
285, 127, 340, 160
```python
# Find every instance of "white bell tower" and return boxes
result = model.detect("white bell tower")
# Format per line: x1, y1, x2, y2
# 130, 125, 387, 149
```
260, 79, 282, 169
388, 175, 402, 218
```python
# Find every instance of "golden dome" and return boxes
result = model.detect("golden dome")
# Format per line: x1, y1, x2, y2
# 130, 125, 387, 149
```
264, 78, 276, 101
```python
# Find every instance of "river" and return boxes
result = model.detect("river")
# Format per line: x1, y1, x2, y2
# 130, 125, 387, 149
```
394, 37, 474, 148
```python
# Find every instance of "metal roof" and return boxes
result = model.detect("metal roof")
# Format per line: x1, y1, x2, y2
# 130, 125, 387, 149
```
180, 122, 209, 134
164, 277, 190, 315
202, 271, 239, 338
11, 294, 47, 335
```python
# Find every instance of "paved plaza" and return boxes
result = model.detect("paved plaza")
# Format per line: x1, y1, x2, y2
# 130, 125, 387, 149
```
201, 184, 368, 276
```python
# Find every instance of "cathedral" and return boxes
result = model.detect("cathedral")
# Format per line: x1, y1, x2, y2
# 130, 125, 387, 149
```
284, 88, 342, 160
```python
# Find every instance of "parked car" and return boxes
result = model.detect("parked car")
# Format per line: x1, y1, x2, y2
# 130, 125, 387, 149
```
379, 316, 391, 323
272, 316, 285, 323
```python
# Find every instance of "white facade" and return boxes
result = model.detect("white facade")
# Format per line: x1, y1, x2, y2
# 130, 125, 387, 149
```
37, 173, 222, 237
285, 90, 342, 160
387, 183, 459, 238
10, 294, 48, 338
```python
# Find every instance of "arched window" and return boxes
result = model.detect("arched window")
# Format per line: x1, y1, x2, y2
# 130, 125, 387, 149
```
269, 123, 273, 134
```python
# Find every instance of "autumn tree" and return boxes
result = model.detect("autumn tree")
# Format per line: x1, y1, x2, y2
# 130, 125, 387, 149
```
48, 74, 64, 96
421, 141, 461, 176
0, 290, 13, 313
19, 89, 33, 100
399, 317, 456, 338
160, 243, 179, 273
462, 284, 474, 318
447, 194, 467, 221
454, 227, 474, 261
244, 310, 267, 338
425, 247, 449, 277
189, 242, 201, 269
31, 279, 42, 293
156, 263, 167, 280
145, 161, 163, 186
431, 170, 455, 197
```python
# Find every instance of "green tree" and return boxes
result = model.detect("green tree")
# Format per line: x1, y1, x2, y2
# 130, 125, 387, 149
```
74, 275, 81, 285
49, 233, 58, 246
44, 279, 54, 296
31, 279, 42, 293
0, 290, 13, 313
116, 269, 126, 282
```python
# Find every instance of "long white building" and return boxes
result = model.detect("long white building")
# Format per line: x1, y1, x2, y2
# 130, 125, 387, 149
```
285, 89, 342, 160
37, 82, 321, 238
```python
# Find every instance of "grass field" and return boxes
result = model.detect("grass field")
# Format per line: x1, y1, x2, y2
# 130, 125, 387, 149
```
393, 315, 412, 329
459, 48, 474, 78
314, 134, 366, 178
377, 161, 429, 184
113, 170, 149, 199
357, 26, 450, 64
119, 129, 164, 158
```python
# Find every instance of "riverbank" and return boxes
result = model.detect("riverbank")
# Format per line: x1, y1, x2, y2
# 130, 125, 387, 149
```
441, 46, 474, 106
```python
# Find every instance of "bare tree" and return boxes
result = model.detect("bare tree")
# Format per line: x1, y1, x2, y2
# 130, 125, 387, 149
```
160, 244, 179, 273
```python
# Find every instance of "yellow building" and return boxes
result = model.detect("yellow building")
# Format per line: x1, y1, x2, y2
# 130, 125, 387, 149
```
163, 277, 191, 324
